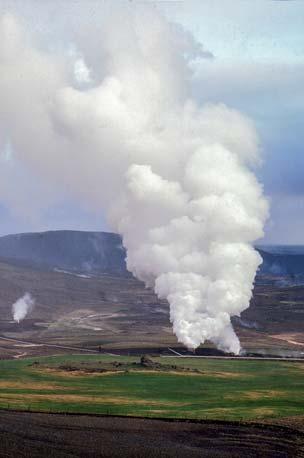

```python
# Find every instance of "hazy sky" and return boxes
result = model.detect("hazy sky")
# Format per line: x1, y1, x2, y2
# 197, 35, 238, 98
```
0, 0, 303, 244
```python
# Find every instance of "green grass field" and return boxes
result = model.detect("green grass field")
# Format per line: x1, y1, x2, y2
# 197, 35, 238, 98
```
0, 355, 303, 421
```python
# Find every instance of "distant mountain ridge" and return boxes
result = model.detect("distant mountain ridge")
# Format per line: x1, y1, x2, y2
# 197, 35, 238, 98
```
257, 248, 304, 277
0, 230, 128, 276
0, 230, 304, 278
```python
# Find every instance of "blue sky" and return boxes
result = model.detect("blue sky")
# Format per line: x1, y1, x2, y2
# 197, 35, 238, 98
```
162, 0, 304, 62
0, 0, 303, 243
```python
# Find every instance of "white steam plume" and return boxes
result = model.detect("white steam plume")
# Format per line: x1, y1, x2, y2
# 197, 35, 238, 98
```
0, 7, 268, 353
12, 293, 35, 323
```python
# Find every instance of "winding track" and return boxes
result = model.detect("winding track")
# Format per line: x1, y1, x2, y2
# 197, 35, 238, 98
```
0, 335, 107, 355
0, 335, 304, 361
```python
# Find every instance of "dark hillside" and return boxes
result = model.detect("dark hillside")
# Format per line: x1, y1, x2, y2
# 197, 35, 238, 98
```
257, 248, 304, 276
1, 231, 304, 279
0, 231, 128, 276
1, 230, 304, 279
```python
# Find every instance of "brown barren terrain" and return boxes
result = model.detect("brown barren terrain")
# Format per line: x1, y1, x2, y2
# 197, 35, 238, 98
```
0, 410, 303, 458
0, 259, 304, 358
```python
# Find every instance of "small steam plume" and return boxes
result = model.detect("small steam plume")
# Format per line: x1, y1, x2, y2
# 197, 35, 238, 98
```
0, 6, 269, 353
12, 293, 35, 323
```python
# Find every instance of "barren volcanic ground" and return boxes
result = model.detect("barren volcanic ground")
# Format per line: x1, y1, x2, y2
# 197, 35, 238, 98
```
0, 259, 174, 358
0, 411, 303, 458
0, 258, 304, 358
